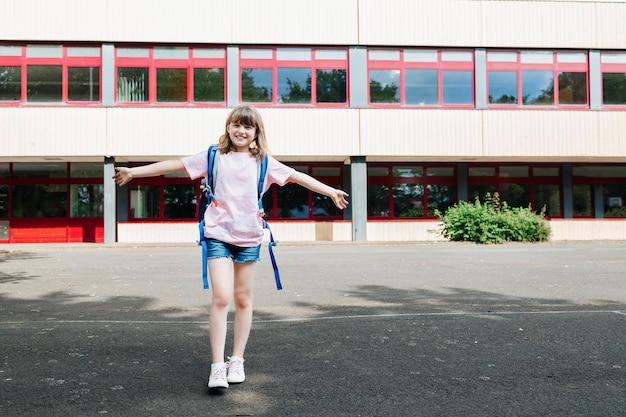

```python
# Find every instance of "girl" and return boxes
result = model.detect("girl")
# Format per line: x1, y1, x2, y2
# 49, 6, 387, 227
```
112, 105, 349, 389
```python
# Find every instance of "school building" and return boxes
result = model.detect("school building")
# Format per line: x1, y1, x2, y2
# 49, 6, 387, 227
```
2, 0, 626, 244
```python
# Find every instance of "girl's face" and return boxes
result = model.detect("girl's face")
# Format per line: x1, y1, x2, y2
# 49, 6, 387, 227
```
227, 121, 257, 152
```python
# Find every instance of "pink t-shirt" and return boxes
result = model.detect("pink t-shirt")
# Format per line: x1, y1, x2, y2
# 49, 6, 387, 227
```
182, 149, 295, 247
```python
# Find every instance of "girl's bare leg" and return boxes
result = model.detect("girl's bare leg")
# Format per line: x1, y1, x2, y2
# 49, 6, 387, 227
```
208, 257, 234, 364
231, 261, 256, 358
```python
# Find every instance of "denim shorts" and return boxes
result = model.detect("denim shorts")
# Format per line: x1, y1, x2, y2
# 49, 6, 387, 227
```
205, 239, 261, 263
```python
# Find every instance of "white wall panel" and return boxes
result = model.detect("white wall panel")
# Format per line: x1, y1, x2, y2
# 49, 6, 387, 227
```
595, 3, 626, 49
359, 109, 483, 158
0, 108, 107, 158
106, 108, 230, 159
479, 1, 595, 48
359, 0, 483, 47
230, 0, 358, 45
367, 221, 446, 242
2, 0, 106, 42
482, 110, 598, 159
597, 112, 626, 157
548, 219, 626, 241
260, 109, 360, 158
2, 0, 357, 45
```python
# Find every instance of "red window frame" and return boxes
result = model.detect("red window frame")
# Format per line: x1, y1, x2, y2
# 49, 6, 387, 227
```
239, 47, 349, 108
124, 171, 199, 221
0, 44, 102, 106
367, 164, 457, 219
600, 51, 626, 109
367, 48, 474, 108
468, 164, 562, 217
486, 50, 589, 109
115, 45, 226, 106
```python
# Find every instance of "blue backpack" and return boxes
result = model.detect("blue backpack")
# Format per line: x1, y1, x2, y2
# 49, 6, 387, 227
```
197, 145, 281, 290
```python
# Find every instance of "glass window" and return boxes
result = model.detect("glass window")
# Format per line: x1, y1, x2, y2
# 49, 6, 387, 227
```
27, 65, 62, 102
13, 162, 67, 178
533, 184, 560, 216
500, 166, 529, 177
70, 184, 104, 217
488, 50, 588, 108
604, 184, 626, 217
522, 70, 554, 105
0, 185, 8, 218
368, 48, 474, 107
368, 185, 390, 217
315, 69, 346, 103
602, 73, 626, 105
405, 69, 438, 105
558, 72, 586, 105
442, 70, 472, 104
1, 44, 101, 105
68, 66, 100, 101
488, 71, 517, 104
500, 183, 530, 208
0, 163, 9, 178
427, 184, 455, 216
70, 163, 102, 178
469, 185, 497, 203
115, 46, 225, 105
393, 184, 423, 217
264, 164, 343, 219
0, 66, 21, 101
12, 185, 67, 218
117, 67, 148, 102
130, 185, 159, 218
194, 68, 224, 102
156, 68, 187, 102
240, 47, 348, 106
278, 67, 311, 104
601, 52, 626, 106
573, 185, 593, 217
164, 184, 196, 218
277, 183, 309, 218
369, 163, 455, 218
241, 68, 272, 102
369, 70, 400, 103
393, 166, 423, 178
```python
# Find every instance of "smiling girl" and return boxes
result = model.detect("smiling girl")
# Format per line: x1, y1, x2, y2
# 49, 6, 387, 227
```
113, 105, 348, 389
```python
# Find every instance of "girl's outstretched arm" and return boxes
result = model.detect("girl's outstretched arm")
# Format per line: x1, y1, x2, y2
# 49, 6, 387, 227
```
288, 171, 349, 210
113, 159, 186, 186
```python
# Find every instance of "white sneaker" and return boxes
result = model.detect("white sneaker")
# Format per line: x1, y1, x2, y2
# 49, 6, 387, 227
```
208, 363, 228, 388
227, 356, 245, 384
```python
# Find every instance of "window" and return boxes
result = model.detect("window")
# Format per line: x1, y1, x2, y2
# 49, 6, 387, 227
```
0, 163, 8, 218
367, 164, 455, 218
469, 164, 561, 216
240, 47, 348, 106
573, 165, 626, 217
116, 46, 226, 105
487, 50, 588, 108
263, 164, 344, 219
601, 52, 626, 107
0, 44, 101, 105
367, 49, 474, 107
127, 169, 197, 220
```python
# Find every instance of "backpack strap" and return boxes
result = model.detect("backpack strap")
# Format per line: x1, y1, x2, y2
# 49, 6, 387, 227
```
199, 145, 219, 289
200, 150, 282, 291
256, 155, 282, 290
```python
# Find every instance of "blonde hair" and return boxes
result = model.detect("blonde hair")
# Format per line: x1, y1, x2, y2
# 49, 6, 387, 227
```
217, 105, 269, 159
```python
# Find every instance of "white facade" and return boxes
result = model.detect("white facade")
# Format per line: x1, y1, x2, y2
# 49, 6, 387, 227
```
2, 0, 626, 243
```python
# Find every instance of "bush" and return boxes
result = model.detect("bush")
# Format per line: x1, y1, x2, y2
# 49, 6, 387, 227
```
435, 193, 550, 244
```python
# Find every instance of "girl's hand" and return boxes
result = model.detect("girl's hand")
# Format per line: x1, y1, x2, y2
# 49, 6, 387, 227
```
113, 167, 133, 186
330, 189, 349, 210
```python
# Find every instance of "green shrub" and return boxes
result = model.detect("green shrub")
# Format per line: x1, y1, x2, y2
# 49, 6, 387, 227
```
435, 193, 550, 244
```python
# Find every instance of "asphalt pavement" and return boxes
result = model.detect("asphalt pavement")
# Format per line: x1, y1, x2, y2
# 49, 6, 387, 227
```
1, 241, 625, 417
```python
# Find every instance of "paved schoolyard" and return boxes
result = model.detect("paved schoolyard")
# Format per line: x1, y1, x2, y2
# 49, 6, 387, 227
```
0, 242, 624, 417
